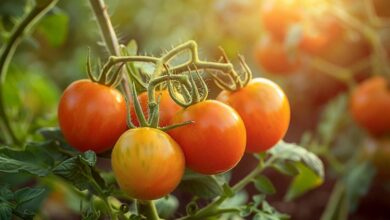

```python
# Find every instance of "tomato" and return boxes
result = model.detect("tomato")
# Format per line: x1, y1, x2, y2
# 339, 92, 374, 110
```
217, 78, 290, 153
168, 100, 246, 175
254, 36, 301, 75
299, 16, 343, 55
58, 80, 127, 153
130, 90, 182, 127
111, 128, 184, 200
261, 0, 302, 41
350, 76, 390, 136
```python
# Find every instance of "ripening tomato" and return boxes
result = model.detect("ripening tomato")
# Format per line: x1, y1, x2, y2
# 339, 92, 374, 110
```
372, 0, 390, 18
130, 90, 182, 127
254, 35, 301, 75
169, 100, 246, 175
362, 137, 390, 179
58, 80, 127, 153
261, 0, 302, 41
217, 78, 290, 153
350, 76, 390, 136
299, 16, 343, 55
111, 128, 185, 200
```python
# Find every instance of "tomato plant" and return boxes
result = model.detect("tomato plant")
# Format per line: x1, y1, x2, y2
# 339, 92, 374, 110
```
169, 100, 246, 175
111, 127, 185, 200
350, 76, 390, 136
217, 78, 290, 153
58, 79, 127, 153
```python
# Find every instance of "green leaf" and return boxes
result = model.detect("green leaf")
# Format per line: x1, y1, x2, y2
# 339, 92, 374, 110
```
0, 147, 50, 176
155, 195, 179, 219
14, 187, 45, 204
344, 162, 375, 211
284, 162, 323, 201
272, 161, 299, 176
36, 11, 69, 47
178, 170, 223, 199
126, 39, 138, 55
0, 202, 12, 220
269, 141, 324, 178
317, 94, 348, 145
253, 175, 276, 195
252, 194, 265, 207
0, 185, 14, 201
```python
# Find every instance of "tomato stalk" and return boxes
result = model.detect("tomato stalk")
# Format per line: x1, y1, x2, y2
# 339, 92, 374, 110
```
208, 50, 252, 92
0, 0, 58, 145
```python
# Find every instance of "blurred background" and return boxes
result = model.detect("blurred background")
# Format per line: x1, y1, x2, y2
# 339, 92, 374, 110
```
1, 0, 390, 219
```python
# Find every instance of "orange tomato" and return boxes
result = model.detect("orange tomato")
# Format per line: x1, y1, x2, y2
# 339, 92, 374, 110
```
350, 76, 390, 136
169, 100, 246, 175
254, 36, 301, 75
217, 78, 290, 153
261, 0, 302, 41
111, 128, 185, 200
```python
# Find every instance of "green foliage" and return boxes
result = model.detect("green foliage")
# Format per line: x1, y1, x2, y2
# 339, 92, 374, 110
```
0, 185, 47, 220
178, 170, 224, 199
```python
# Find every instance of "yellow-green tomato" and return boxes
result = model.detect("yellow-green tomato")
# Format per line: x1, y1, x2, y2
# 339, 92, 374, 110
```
111, 128, 185, 200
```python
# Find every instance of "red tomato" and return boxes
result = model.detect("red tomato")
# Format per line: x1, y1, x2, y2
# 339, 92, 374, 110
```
112, 128, 185, 200
217, 78, 290, 153
58, 80, 127, 153
169, 100, 246, 175
130, 90, 182, 127
254, 36, 301, 75
350, 76, 390, 136
261, 0, 302, 41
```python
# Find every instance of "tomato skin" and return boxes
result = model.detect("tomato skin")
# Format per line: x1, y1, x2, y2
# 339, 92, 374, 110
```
350, 76, 390, 136
130, 90, 182, 127
217, 78, 290, 153
111, 128, 185, 200
169, 100, 246, 175
254, 36, 301, 75
58, 80, 127, 153
261, 0, 301, 41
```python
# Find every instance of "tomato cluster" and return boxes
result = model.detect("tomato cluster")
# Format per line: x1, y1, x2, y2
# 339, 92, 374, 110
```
58, 70, 290, 200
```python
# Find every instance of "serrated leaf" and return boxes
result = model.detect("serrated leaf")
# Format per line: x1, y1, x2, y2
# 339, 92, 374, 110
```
178, 170, 223, 199
284, 162, 323, 201
14, 187, 45, 204
0, 202, 12, 220
36, 11, 69, 47
0, 147, 50, 176
80, 151, 97, 167
253, 175, 276, 195
269, 141, 324, 178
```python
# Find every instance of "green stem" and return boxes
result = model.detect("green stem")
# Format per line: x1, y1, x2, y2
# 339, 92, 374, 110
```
89, 0, 133, 109
0, 0, 58, 144
137, 200, 160, 220
87, 175, 117, 220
